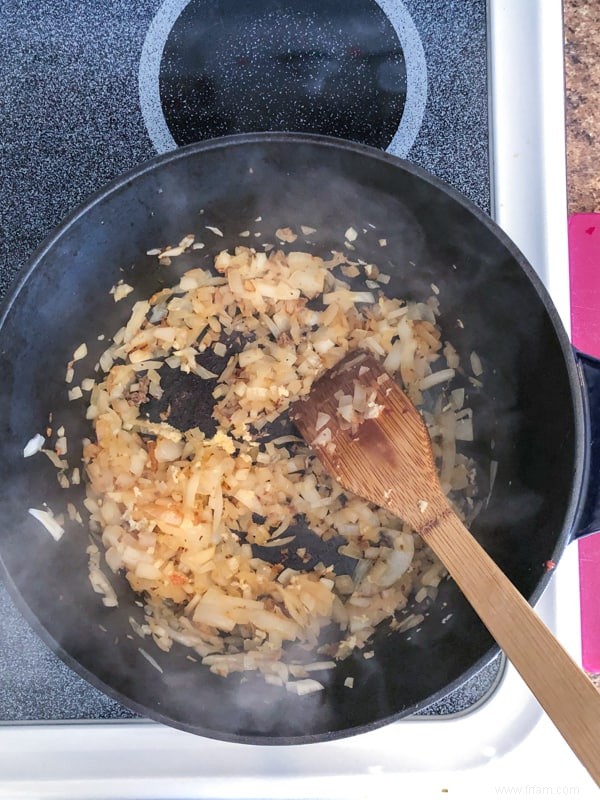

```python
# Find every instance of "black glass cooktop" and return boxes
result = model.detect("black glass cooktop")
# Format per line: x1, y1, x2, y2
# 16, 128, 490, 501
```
0, 0, 495, 722
160, 0, 407, 148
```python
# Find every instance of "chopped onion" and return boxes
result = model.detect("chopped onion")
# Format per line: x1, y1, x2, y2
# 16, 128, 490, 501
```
195, 364, 219, 380
312, 427, 332, 447
73, 239, 481, 689
28, 508, 64, 541
139, 648, 164, 673
73, 343, 87, 362
376, 533, 414, 587
275, 227, 297, 243
470, 350, 483, 377
304, 660, 335, 672
486, 460, 499, 507
111, 282, 134, 302
419, 368, 455, 391
315, 412, 331, 431
88, 567, 118, 607
455, 417, 474, 441
23, 434, 45, 457
155, 439, 184, 462
285, 678, 324, 695
450, 388, 465, 410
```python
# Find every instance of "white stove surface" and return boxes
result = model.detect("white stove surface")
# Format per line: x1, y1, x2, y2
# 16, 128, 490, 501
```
2, 1, 597, 797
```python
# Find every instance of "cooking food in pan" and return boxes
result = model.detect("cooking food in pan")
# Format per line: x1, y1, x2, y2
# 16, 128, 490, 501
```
32, 238, 482, 692
0, 134, 597, 743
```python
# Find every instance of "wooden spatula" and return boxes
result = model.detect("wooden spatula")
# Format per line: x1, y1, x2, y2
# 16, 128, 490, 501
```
290, 350, 600, 785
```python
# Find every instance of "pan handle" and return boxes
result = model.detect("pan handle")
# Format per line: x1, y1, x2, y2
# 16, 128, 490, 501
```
573, 350, 600, 539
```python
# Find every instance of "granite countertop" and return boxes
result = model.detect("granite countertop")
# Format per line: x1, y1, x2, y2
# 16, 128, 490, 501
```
565, 0, 600, 214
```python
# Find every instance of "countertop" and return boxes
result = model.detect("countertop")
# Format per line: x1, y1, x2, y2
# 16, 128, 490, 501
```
565, 0, 600, 214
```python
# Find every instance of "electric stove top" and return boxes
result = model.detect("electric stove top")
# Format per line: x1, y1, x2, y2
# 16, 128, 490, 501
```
1, 0, 595, 796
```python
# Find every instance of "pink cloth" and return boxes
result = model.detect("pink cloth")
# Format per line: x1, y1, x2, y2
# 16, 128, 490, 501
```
569, 213, 600, 672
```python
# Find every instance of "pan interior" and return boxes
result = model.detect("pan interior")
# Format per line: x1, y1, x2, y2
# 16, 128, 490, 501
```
0, 136, 577, 742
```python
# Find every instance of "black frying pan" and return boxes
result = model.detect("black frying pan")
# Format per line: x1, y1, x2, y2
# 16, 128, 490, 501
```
0, 133, 598, 744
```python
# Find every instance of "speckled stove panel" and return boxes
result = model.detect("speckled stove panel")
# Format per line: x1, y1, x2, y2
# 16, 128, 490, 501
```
0, 0, 494, 722
159, 0, 407, 148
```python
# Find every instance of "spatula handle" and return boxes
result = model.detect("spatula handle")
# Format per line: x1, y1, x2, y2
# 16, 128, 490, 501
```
423, 509, 600, 785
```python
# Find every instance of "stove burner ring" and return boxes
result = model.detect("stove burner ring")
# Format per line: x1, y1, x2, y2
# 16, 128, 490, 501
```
139, 0, 427, 156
